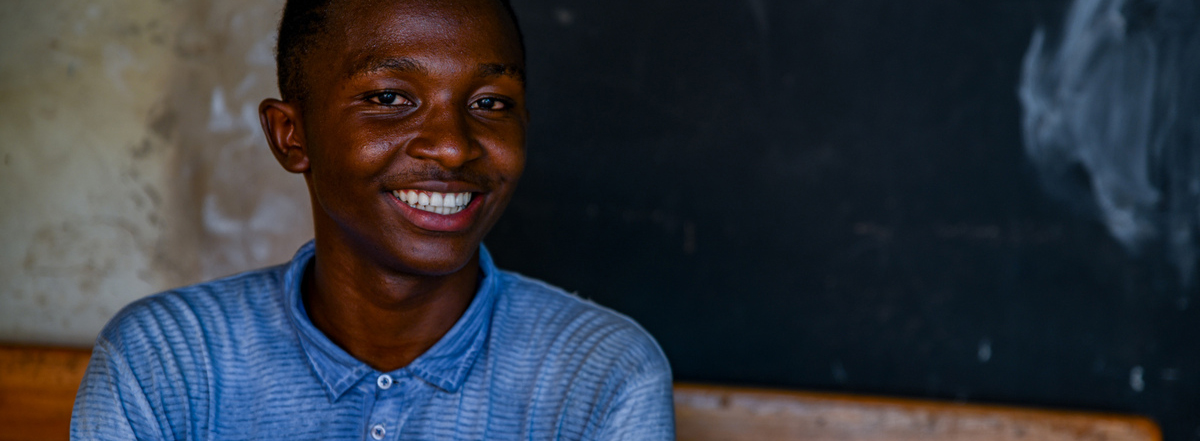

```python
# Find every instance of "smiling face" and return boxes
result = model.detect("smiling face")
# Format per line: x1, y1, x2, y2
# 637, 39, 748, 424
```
261, 0, 527, 277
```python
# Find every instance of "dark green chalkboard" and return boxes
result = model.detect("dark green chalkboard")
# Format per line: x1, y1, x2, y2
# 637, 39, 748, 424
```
487, 1, 1199, 439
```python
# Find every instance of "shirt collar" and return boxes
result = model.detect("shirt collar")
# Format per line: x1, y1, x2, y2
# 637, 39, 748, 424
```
283, 240, 500, 402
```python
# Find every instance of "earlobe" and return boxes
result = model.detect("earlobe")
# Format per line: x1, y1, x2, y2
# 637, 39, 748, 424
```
259, 98, 310, 173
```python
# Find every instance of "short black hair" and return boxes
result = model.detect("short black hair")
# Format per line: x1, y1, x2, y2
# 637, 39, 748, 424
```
274, 0, 525, 103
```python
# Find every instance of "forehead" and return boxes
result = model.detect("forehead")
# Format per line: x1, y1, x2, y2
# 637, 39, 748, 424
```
323, 0, 523, 72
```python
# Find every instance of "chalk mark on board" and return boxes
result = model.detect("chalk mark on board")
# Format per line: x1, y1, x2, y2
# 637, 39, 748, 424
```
1019, 0, 1200, 290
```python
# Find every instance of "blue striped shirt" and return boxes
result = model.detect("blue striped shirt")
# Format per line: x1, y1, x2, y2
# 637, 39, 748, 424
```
71, 241, 674, 440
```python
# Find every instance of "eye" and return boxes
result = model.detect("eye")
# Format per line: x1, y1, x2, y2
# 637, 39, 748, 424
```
367, 92, 412, 106
469, 97, 510, 111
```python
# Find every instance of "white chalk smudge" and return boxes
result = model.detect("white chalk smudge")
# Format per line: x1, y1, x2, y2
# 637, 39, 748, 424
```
977, 338, 992, 363
1130, 365, 1145, 392
1019, 0, 1200, 287
554, 8, 574, 26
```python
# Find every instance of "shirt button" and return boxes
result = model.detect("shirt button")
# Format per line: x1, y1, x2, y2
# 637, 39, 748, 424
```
376, 374, 394, 390
370, 424, 386, 440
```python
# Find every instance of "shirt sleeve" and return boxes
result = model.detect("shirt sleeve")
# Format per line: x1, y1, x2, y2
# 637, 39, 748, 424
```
71, 339, 162, 440
592, 364, 676, 441
585, 328, 677, 441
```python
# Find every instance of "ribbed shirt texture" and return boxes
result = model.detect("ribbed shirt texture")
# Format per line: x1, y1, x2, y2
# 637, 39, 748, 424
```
71, 241, 675, 440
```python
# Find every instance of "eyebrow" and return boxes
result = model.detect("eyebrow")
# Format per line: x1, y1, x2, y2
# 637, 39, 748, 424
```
477, 63, 526, 83
347, 56, 429, 78
346, 56, 526, 83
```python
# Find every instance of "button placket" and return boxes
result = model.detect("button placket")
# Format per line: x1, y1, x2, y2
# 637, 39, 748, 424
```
362, 371, 410, 441
368, 373, 400, 440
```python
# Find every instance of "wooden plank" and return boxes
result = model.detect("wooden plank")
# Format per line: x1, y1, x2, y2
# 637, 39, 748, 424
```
675, 382, 1161, 441
0, 345, 92, 441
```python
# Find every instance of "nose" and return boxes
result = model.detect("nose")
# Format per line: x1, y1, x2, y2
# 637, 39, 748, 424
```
404, 102, 484, 169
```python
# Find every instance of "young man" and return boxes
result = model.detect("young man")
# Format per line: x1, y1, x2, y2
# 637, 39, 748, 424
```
71, 0, 675, 439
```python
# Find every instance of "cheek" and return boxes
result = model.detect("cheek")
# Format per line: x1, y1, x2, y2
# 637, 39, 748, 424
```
506, 149, 526, 183
495, 143, 525, 177
310, 128, 397, 182
487, 129, 527, 182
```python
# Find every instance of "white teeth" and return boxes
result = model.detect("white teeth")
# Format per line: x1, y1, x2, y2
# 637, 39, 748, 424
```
391, 190, 473, 215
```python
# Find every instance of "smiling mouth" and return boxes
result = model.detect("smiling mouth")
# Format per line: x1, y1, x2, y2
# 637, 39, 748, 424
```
392, 190, 473, 215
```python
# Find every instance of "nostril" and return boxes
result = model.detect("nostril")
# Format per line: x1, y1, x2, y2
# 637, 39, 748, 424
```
406, 137, 484, 169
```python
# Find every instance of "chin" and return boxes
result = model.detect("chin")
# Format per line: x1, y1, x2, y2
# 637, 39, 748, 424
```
388, 241, 479, 277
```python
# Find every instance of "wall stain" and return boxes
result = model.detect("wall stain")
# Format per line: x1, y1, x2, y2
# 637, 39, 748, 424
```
143, 183, 162, 207
131, 138, 154, 159
5, 0, 300, 346
150, 106, 177, 140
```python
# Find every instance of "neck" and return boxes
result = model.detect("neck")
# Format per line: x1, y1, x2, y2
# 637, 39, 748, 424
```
303, 241, 481, 372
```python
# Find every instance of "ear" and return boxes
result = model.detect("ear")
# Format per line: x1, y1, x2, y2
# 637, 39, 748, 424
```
259, 98, 310, 173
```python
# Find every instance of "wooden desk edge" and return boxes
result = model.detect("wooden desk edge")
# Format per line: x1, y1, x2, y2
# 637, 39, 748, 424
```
675, 382, 1162, 441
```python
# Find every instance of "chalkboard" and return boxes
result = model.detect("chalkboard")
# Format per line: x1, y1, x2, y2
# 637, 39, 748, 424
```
487, 1, 1199, 439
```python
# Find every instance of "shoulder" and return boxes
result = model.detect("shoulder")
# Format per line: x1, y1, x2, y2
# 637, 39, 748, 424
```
486, 271, 675, 439
490, 270, 672, 381
77, 265, 293, 439
96, 264, 289, 363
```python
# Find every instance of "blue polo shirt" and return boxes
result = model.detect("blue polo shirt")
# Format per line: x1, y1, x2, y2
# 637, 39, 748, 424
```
71, 241, 674, 440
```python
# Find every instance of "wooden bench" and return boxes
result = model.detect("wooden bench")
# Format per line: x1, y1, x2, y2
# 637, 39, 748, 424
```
0, 345, 1161, 441
0, 345, 92, 441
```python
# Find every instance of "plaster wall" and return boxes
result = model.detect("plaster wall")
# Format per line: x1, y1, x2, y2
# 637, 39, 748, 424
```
0, 0, 311, 346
